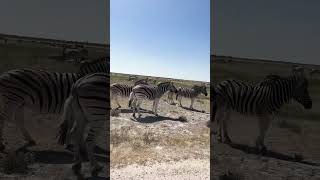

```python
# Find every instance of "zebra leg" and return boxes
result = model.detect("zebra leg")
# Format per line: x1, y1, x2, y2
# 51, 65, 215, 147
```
215, 108, 225, 143
190, 98, 195, 109
86, 124, 103, 177
114, 95, 121, 109
178, 96, 182, 107
136, 100, 143, 118
256, 115, 272, 152
15, 106, 36, 146
154, 99, 160, 116
72, 140, 82, 176
222, 110, 232, 144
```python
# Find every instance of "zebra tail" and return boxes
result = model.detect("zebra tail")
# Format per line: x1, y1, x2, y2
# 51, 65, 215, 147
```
176, 92, 179, 100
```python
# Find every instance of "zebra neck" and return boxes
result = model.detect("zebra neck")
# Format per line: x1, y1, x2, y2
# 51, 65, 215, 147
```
193, 88, 202, 96
269, 77, 295, 109
156, 84, 170, 96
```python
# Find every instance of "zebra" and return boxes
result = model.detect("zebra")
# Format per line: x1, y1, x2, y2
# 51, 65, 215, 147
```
176, 84, 208, 109
0, 58, 108, 151
211, 72, 312, 152
110, 78, 149, 109
58, 73, 109, 177
78, 57, 109, 77
128, 81, 177, 118
167, 87, 178, 105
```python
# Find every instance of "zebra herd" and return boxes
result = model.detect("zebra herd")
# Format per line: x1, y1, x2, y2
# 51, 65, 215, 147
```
210, 71, 313, 152
0, 57, 109, 177
110, 79, 208, 118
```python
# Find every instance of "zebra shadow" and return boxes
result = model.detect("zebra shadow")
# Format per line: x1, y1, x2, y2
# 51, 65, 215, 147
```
227, 142, 320, 166
180, 106, 207, 114
118, 108, 153, 114
16, 145, 108, 165
133, 115, 188, 123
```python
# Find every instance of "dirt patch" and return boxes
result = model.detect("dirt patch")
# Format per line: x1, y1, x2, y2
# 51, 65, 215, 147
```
110, 96, 210, 179
211, 112, 320, 179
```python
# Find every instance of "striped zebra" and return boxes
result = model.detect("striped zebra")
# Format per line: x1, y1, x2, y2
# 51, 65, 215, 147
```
0, 58, 108, 151
176, 84, 208, 109
211, 73, 312, 152
58, 73, 109, 177
128, 82, 177, 118
167, 88, 178, 105
78, 57, 109, 77
110, 78, 149, 109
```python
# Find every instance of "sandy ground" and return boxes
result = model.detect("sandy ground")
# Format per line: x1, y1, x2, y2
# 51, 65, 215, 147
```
111, 159, 209, 180
211, 112, 320, 180
0, 114, 109, 179
110, 95, 210, 179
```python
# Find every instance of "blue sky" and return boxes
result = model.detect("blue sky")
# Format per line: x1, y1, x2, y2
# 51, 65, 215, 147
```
111, 0, 210, 82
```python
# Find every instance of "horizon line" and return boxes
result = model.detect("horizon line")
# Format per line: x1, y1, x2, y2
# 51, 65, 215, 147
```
111, 71, 209, 83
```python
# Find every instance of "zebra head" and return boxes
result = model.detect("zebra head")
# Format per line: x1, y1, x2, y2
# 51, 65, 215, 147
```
168, 81, 177, 93
293, 75, 312, 109
194, 84, 208, 96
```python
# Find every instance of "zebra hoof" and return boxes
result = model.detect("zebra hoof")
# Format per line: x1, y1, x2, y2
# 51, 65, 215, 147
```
72, 163, 82, 175
91, 165, 103, 177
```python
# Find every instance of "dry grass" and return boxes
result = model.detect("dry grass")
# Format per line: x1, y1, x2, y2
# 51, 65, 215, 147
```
110, 125, 209, 167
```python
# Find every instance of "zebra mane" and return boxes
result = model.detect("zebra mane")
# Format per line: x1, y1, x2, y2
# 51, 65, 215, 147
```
191, 84, 205, 90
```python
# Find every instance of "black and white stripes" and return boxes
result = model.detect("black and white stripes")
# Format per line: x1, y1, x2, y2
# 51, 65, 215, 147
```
128, 82, 177, 118
176, 84, 208, 109
211, 73, 312, 151
110, 78, 148, 108
0, 57, 108, 151
78, 57, 109, 77
58, 73, 109, 177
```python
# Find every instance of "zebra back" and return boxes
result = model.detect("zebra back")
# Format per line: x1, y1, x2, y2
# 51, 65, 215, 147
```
215, 73, 312, 114
0, 69, 79, 113
78, 57, 109, 77
132, 81, 176, 100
